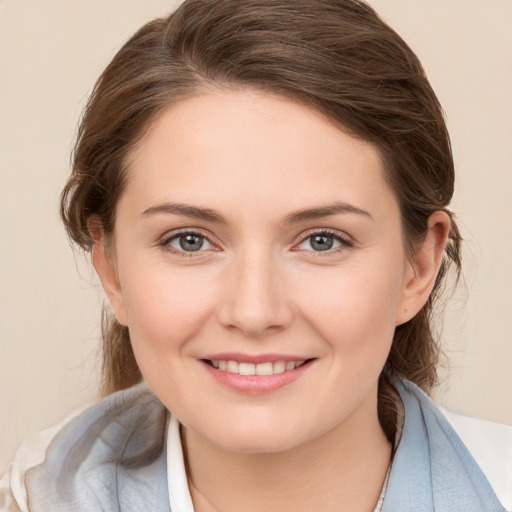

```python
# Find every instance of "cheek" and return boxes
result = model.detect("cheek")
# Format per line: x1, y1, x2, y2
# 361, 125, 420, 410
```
120, 264, 218, 355
293, 258, 405, 359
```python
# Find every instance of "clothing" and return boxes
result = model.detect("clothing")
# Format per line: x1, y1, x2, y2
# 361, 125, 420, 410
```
385, 380, 506, 511
0, 379, 508, 511
440, 406, 512, 506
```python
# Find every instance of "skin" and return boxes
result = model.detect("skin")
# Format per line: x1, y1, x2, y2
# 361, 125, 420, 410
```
92, 89, 450, 511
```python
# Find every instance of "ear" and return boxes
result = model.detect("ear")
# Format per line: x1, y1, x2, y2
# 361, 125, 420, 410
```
395, 211, 451, 326
88, 216, 128, 326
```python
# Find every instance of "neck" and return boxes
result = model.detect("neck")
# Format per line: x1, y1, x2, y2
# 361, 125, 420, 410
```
182, 389, 392, 512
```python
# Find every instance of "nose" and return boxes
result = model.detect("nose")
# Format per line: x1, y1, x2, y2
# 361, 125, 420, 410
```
216, 249, 293, 338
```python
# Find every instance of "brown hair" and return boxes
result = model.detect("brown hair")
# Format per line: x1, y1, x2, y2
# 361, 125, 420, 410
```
61, 0, 461, 438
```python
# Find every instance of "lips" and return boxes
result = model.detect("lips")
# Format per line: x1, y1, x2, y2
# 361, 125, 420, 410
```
200, 353, 315, 393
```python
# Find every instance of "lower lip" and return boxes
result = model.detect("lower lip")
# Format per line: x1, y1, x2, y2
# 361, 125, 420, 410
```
200, 360, 314, 394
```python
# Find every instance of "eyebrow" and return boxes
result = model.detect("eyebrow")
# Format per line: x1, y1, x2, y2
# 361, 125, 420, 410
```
141, 200, 373, 224
283, 201, 373, 224
141, 202, 227, 223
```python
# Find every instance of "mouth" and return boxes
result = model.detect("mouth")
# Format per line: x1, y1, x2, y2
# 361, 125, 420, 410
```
200, 355, 316, 393
203, 359, 312, 376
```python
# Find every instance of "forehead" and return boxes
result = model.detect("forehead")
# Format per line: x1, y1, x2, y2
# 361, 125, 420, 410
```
123, 89, 398, 221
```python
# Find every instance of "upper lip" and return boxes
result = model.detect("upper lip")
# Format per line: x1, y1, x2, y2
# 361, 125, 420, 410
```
202, 353, 314, 364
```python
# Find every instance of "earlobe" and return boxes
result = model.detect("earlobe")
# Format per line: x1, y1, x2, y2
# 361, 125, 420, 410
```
88, 216, 128, 326
396, 211, 451, 326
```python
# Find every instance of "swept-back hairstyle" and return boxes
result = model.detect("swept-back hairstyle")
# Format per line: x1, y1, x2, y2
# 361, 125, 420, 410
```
61, 0, 461, 439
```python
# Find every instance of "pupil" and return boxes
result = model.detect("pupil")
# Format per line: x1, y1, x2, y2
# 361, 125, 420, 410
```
180, 234, 204, 251
311, 234, 333, 251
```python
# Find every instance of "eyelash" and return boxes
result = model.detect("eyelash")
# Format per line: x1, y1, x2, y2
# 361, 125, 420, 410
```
159, 229, 216, 258
294, 229, 353, 255
159, 228, 353, 257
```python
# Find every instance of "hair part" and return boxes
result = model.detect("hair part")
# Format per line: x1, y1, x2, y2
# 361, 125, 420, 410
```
61, 0, 462, 439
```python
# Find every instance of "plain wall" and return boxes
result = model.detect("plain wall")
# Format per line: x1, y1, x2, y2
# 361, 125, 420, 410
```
1, 0, 511, 473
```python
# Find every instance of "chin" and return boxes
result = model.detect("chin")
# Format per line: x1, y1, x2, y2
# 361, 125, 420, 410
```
216, 431, 304, 455
195, 414, 319, 455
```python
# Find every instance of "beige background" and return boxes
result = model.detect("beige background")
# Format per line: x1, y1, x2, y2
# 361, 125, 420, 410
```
1, 0, 511, 473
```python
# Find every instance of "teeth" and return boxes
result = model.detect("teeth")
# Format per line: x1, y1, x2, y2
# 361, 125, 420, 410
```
227, 361, 239, 373
255, 362, 273, 376
239, 362, 255, 375
210, 359, 307, 375
273, 361, 286, 374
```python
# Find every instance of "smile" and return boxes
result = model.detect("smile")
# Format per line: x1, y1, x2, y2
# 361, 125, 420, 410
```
201, 355, 315, 393
207, 360, 307, 376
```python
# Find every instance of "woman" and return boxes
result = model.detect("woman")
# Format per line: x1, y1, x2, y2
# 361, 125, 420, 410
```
1, 0, 509, 510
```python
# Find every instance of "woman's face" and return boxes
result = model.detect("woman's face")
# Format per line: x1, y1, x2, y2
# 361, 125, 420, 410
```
102, 89, 418, 453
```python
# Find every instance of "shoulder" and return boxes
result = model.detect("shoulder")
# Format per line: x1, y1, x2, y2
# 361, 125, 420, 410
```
385, 379, 510, 511
1, 407, 88, 512
1, 384, 169, 512
439, 406, 512, 511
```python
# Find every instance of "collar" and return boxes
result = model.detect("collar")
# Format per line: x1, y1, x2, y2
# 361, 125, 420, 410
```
167, 414, 195, 512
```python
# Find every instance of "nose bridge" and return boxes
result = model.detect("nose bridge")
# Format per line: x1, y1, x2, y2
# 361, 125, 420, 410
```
217, 243, 292, 336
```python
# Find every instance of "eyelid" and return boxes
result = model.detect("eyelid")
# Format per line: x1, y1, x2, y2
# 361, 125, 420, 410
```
159, 228, 221, 255
292, 228, 354, 253
157, 227, 353, 256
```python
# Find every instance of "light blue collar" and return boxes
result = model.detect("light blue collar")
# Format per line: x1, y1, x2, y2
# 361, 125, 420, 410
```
383, 379, 505, 511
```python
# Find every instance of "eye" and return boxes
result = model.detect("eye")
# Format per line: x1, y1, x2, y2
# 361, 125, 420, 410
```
295, 230, 351, 253
162, 230, 216, 254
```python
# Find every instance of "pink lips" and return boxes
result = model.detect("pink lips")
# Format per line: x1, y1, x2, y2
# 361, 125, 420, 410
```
200, 353, 314, 394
